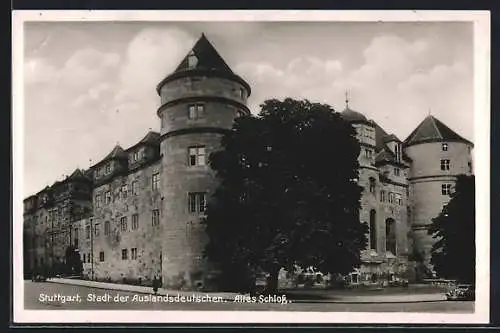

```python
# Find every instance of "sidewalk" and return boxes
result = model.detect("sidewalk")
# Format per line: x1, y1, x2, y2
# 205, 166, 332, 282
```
46, 278, 447, 304
46, 278, 240, 301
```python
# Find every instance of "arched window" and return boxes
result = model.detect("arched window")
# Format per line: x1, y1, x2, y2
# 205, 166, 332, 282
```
369, 177, 376, 193
385, 218, 396, 254
369, 209, 377, 250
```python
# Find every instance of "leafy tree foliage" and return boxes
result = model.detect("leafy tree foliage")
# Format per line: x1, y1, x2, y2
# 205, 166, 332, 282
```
428, 174, 475, 284
202, 98, 368, 292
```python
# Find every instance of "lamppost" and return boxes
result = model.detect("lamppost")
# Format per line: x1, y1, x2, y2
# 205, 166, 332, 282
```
51, 213, 54, 278
90, 217, 94, 281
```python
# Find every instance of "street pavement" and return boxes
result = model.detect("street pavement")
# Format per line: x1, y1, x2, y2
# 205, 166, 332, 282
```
24, 281, 474, 312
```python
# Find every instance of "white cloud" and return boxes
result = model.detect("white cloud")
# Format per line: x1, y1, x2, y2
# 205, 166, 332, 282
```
237, 34, 472, 142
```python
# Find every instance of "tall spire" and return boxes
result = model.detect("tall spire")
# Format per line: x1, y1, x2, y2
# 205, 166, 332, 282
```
345, 90, 350, 109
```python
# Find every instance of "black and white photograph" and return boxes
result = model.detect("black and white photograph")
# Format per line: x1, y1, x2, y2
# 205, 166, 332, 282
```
12, 10, 490, 324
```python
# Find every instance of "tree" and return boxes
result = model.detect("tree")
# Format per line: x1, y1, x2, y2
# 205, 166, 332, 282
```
202, 98, 368, 293
428, 174, 475, 284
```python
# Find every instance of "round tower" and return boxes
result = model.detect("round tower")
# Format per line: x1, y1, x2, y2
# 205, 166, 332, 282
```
404, 115, 473, 267
156, 34, 251, 289
340, 106, 381, 253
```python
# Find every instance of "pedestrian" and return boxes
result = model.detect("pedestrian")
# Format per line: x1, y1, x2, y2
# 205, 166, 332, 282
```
152, 275, 159, 295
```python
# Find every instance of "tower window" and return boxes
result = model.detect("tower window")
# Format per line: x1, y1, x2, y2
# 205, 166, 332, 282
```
131, 181, 138, 195
121, 184, 128, 198
188, 146, 206, 166
188, 192, 207, 214
369, 178, 376, 193
394, 168, 400, 176
369, 210, 377, 250
95, 194, 102, 208
121, 249, 128, 260
442, 143, 448, 151
85, 225, 91, 239
380, 190, 386, 203
388, 192, 395, 204
152, 209, 160, 226
104, 221, 110, 236
440, 159, 451, 171
105, 191, 111, 204
99, 251, 105, 262
94, 223, 100, 237
364, 149, 372, 159
152, 172, 160, 191
188, 103, 205, 120
441, 184, 452, 195
239, 88, 245, 99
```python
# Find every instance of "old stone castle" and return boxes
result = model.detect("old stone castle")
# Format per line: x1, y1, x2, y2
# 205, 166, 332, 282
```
23, 34, 474, 288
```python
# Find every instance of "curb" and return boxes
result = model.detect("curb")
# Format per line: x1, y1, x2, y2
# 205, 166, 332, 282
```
45, 279, 447, 304
45, 279, 238, 302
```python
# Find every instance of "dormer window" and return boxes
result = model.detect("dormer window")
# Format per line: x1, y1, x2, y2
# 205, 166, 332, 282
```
442, 143, 448, 151
132, 151, 140, 162
105, 163, 111, 174
187, 51, 198, 68
394, 144, 401, 162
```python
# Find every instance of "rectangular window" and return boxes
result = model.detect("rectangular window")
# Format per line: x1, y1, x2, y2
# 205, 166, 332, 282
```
442, 184, 452, 195
133, 151, 140, 162
120, 217, 128, 232
99, 251, 105, 262
388, 192, 395, 204
380, 190, 386, 203
152, 209, 160, 226
132, 181, 138, 195
104, 221, 110, 236
188, 192, 207, 214
131, 248, 138, 260
188, 146, 206, 166
442, 143, 448, 151
94, 223, 100, 237
394, 168, 400, 176
95, 194, 102, 208
132, 214, 139, 230
73, 228, 79, 247
188, 103, 205, 120
105, 191, 111, 204
87, 253, 91, 263
83, 253, 86, 263
364, 149, 372, 158
152, 172, 160, 191
85, 225, 91, 239
441, 159, 450, 171
121, 249, 128, 260
121, 184, 128, 198
395, 193, 403, 205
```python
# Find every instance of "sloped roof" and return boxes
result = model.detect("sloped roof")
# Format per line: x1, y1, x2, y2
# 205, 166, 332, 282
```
340, 107, 368, 123
103, 145, 127, 161
174, 33, 233, 74
384, 133, 401, 143
67, 168, 91, 182
138, 131, 160, 146
404, 115, 473, 147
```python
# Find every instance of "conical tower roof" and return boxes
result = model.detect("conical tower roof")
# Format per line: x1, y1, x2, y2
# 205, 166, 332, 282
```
156, 33, 251, 96
404, 115, 473, 147
174, 33, 233, 74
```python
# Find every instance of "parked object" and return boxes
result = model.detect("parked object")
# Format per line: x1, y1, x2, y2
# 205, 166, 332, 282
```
31, 273, 47, 282
446, 284, 475, 301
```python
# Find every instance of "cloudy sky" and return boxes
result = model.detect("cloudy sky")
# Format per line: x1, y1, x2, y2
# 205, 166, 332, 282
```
23, 21, 473, 196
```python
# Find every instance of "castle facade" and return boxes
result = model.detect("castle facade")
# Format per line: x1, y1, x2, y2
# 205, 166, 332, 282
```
22, 34, 474, 289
